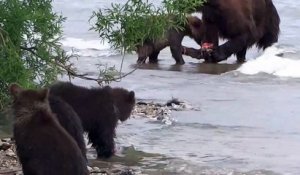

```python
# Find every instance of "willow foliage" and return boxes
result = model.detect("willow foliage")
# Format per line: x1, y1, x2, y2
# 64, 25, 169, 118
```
0, 0, 66, 111
91, 0, 206, 52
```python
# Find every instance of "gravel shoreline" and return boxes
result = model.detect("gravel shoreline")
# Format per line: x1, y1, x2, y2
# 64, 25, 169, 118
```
0, 99, 199, 175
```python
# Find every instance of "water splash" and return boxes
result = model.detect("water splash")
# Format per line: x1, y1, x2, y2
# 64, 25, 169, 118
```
237, 45, 300, 78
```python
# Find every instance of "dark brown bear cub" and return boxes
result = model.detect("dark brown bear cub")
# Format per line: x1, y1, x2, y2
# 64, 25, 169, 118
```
49, 95, 87, 160
10, 84, 88, 175
136, 15, 204, 65
49, 81, 135, 159
111, 87, 136, 122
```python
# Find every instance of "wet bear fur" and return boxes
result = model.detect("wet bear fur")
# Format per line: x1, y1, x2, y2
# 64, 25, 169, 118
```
49, 81, 135, 159
197, 0, 280, 63
111, 87, 136, 122
48, 95, 87, 160
9, 84, 88, 175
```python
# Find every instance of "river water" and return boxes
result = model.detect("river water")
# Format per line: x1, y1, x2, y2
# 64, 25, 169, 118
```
6, 0, 300, 174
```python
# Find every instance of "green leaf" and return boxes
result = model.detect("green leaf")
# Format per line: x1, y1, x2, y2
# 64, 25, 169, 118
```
0, 0, 66, 111
91, 0, 206, 53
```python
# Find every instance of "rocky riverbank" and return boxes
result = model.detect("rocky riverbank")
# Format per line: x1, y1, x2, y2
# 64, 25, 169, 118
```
132, 98, 200, 125
0, 99, 199, 175
0, 138, 21, 175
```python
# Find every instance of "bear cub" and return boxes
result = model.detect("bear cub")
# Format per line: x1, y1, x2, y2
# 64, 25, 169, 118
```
136, 15, 204, 65
49, 81, 135, 159
10, 84, 88, 175
49, 95, 87, 160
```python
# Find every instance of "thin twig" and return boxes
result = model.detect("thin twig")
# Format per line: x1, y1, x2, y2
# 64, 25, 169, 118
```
20, 46, 37, 51
20, 45, 140, 85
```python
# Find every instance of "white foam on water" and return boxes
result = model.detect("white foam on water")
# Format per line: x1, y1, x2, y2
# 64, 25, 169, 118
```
61, 37, 110, 50
237, 46, 300, 78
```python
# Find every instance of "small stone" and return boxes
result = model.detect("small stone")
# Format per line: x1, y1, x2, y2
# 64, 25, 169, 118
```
136, 101, 147, 105
5, 149, 15, 157
15, 172, 23, 175
1, 138, 11, 143
136, 113, 146, 117
119, 169, 135, 175
0, 142, 12, 151
92, 167, 101, 172
87, 166, 93, 172
166, 98, 182, 106
156, 115, 164, 121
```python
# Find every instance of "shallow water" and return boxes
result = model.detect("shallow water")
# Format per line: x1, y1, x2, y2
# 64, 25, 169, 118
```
2, 0, 300, 174
52, 0, 300, 174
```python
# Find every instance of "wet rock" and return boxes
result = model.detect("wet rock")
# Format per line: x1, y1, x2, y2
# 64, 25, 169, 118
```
0, 140, 3, 150
89, 166, 108, 175
1, 138, 12, 143
93, 166, 101, 172
0, 142, 12, 151
5, 149, 16, 157
87, 166, 93, 172
166, 98, 182, 106
0, 138, 14, 152
136, 102, 148, 106
167, 99, 200, 111
118, 169, 135, 175
109, 168, 136, 175
15, 171, 23, 175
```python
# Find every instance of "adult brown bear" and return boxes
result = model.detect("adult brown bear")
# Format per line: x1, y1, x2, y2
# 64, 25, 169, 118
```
136, 16, 204, 65
197, 0, 280, 63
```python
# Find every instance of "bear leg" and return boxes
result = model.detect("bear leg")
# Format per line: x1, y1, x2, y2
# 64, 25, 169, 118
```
149, 51, 160, 64
170, 45, 185, 65
213, 34, 250, 62
236, 47, 247, 63
88, 129, 115, 159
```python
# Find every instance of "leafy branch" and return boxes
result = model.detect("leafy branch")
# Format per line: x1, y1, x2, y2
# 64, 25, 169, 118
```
90, 0, 206, 53
0, 0, 67, 111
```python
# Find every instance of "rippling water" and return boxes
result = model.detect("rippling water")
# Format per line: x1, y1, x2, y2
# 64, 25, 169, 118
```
5, 0, 300, 174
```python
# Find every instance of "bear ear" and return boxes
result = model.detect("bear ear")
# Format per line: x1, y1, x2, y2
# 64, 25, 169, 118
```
9, 83, 23, 98
128, 91, 135, 102
188, 16, 202, 29
38, 88, 49, 101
